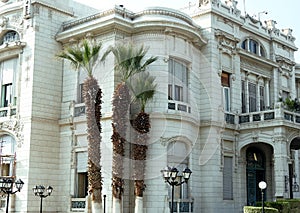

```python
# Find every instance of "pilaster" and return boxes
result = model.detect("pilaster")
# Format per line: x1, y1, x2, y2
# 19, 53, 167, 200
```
273, 134, 289, 198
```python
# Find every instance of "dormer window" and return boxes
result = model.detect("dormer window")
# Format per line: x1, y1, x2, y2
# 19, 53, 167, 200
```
241, 38, 266, 57
0, 31, 20, 45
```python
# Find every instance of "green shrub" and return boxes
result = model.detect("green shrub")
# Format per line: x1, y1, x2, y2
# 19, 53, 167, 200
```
257, 201, 289, 213
244, 206, 279, 213
256, 199, 300, 213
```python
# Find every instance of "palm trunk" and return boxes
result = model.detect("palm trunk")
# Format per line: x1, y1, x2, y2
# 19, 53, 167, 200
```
84, 76, 103, 212
111, 82, 130, 212
132, 112, 150, 213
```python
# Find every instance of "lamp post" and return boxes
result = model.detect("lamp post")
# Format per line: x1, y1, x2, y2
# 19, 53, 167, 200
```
161, 166, 192, 213
33, 185, 53, 213
0, 177, 24, 213
258, 181, 267, 213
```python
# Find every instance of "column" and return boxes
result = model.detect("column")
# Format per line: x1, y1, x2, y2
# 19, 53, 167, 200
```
256, 77, 260, 111
265, 79, 270, 108
245, 73, 249, 113
273, 135, 289, 198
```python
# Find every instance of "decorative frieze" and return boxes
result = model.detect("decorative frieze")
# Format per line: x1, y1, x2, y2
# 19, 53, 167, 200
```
0, 118, 24, 147
215, 30, 239, 51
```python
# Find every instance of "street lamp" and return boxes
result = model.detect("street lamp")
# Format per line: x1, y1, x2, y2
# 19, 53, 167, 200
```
0, 177, 24, 213
161, 166, 192, 213
33, 185, 53, 213
258, 181, 267, 213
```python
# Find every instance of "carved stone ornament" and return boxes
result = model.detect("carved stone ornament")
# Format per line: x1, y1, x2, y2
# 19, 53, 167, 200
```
199, 0, 210, 6
0, 119, 24, 147
160, 135, 192, 147
0, 16, 8, 28
199, 0, 221, 7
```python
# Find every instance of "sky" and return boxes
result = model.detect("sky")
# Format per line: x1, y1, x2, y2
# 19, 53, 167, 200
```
75, 0, 300, 61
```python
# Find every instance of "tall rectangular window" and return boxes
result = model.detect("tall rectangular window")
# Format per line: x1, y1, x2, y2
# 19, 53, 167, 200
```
76, 152, 88, 198
168, 59, 188, 102
260, 86, 265, 111
249, 83, 257, 112
241, 81, 246, 113
222, 72, 230, 112
77, 172, 88, 198
0, 58, 17, 108
78, 69, 87, 103
1, 83, 12, 107
223, 156, 233, 200
78, 83, 84, 103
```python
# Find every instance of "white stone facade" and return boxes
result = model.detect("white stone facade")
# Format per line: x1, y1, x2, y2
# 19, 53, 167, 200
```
0, 0, 299, 212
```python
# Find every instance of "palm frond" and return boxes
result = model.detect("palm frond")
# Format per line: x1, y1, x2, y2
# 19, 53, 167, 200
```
129, 72, 157, 112
107, 43, 157, 82
56, 38, 102, 76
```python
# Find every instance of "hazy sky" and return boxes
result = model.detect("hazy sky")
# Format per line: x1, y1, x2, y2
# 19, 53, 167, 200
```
75, 0, 300, 61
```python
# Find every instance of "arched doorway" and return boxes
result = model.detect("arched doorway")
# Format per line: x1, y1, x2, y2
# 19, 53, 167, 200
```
246, 147, 266, 205
289, 137, 300, 198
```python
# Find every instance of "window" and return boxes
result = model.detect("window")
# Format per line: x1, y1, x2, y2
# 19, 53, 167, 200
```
168, 59, 188, 102
1, 83, 12, 107
241, 81, 246, 113
78, 83, 84, 103
241, 38, 266, 58
259, 86, 265, 111
0, 31, 20, 45
0, 135, 16, 177
78, 69, 87, 103
241, 77, 268, 113
167, 141, 190, 200
223, 156, 233, 200
0, 58, 17, 108
222, 72, 231, 112
282, 91, 289, 101
76, 152, 88, 197
249, 40, 258, 54
249, 83, 257, 112
76, 172, 88, 198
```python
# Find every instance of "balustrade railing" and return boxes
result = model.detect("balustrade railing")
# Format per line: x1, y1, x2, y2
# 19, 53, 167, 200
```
224, 103, 300, 126
0, 106, 17, 119
71, 198, 85, 212
169, 199, 193, 213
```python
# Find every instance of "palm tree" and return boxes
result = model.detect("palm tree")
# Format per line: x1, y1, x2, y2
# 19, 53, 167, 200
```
107, 43, 157, 213
130, 72, 157, 213
57, 39, 103, 213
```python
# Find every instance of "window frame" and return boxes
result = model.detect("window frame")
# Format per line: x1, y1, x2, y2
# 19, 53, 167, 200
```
223, 156, 234, 200
241, 38, 266, 58
168, 58, 189, 103
0, 58, 18, 108
248, 82, 257, 112
222, 72, 231, 112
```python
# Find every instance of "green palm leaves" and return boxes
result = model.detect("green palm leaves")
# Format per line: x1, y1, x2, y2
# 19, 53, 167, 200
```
107, 43, 157, 81
130, 71, 157, 113
57, 39, 103, 77
108, 43, 157, 203
57, 38, 103, 210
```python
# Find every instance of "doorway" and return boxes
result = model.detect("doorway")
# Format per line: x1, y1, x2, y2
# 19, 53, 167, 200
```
246, 147, 266, 205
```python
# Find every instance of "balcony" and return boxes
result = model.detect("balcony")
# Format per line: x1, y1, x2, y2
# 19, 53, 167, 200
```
71, 198, 85, 212
169, 199, 193, 212
0, 105, 17, 120
168, 101, 191, 113
224, 102, 300, 127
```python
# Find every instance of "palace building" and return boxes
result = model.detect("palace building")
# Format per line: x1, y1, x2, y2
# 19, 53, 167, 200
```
0, 0, 299, 212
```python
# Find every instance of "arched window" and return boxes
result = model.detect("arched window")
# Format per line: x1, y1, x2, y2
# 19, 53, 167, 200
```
241, 38, 266, 58
167, 141, 190, 199
0, 134, 16, 177
0, 31, 20, 45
